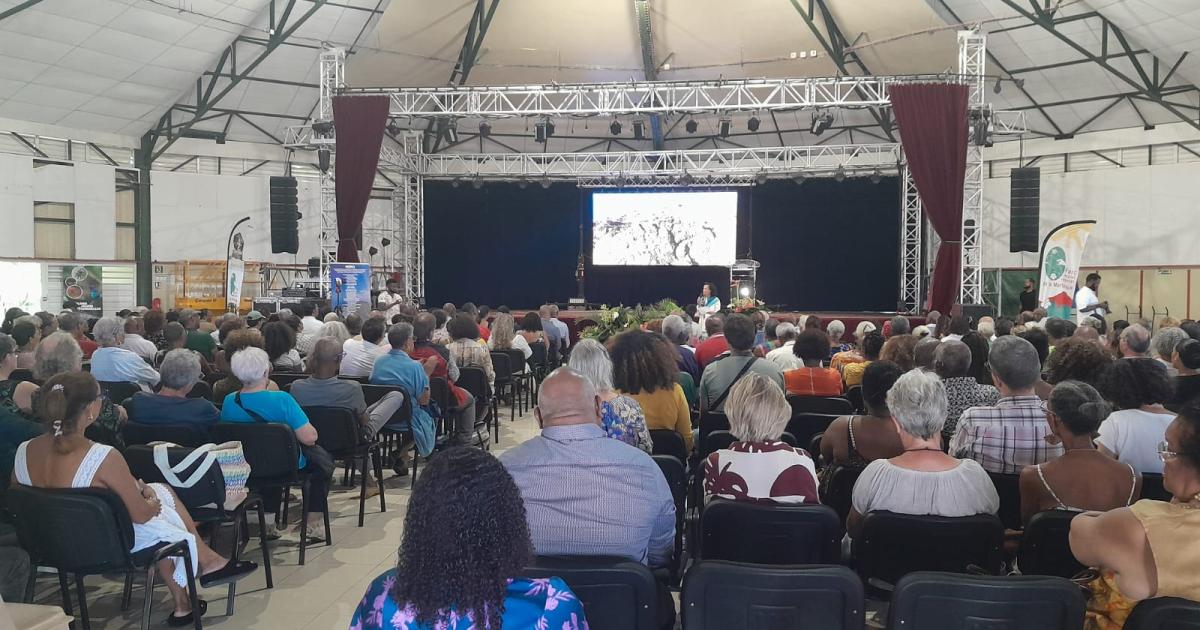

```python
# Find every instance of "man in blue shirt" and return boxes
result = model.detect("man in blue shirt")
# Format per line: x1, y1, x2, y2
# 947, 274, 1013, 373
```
370, 323, 436, 460
126, 349, 218, 427
539, 304, 562, 361
89, 317, 161, 389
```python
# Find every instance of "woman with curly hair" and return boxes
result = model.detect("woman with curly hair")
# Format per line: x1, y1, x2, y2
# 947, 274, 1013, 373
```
879, 334, 918, 372
262, 321, 304, 372
349, 448, 586, 630
1097, 358, 1176, 474
1044, 337, 1114, 387
610, 329, 693, 451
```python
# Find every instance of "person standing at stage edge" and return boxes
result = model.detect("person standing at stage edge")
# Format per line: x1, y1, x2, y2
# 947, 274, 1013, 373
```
1075, 272, 1108, 325
377, 276, 405, 322
1019, 278, 1039, 313
696, 283, 721, 329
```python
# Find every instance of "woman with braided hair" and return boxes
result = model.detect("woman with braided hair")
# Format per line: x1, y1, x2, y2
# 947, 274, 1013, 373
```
12, 371, 256, 626
349, 447, 586, 630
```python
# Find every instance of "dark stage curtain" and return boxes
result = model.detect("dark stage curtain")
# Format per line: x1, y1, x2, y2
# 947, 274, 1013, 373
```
333, 95, 390, 262
889, 83, 969, 314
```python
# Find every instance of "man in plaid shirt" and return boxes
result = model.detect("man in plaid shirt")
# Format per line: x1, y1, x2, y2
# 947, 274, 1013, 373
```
950, 335, 1063, 474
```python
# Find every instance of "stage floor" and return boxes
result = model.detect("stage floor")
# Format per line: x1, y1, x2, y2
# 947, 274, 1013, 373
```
511, 310, 924, 342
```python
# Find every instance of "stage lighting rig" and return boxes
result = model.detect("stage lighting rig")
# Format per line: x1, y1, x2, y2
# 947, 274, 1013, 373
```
754, 171, 768, 185
834, 165, 846, 182
472, 177, 483, 189
718, 116, 731, 138
317, 148, 330, 173
870, 169, 882, 184
540, 174, 552, 189
633, 118, 645, 140
810, 111, 833, 136
610, 120, 622, 135
381, 237, 391, 247
312, 121, 334, 137
478, 121, 491, 137
535, 118, 555, 143
747, 116, 761, 132
385, 121, 402, 136
446, 120, 459, 143
685, 118, 698, 134
793, 173, 806, 186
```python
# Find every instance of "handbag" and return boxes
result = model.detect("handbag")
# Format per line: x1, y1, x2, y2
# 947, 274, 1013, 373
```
233, 393, 336, 481
152, 441, 251, 511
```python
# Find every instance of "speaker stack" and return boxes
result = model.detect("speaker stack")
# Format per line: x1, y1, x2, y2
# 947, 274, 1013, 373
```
270, 176, 300, 254
1009, 167, 1040, 253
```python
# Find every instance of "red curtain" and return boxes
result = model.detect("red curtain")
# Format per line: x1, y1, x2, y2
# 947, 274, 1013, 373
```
889, 83, 969, 314
333, 95, 390, 262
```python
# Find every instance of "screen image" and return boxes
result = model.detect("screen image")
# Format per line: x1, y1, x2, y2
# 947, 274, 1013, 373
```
592, 191, 738, 266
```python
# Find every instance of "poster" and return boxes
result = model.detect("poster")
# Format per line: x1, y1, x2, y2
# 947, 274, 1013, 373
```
62, 265, 103, 317
1037, 220, 1096, 320
330, 263, 371, 319
226, 259, 245, 311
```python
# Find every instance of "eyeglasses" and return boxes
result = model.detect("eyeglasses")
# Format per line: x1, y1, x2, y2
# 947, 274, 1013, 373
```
1159, 440, 1181, 463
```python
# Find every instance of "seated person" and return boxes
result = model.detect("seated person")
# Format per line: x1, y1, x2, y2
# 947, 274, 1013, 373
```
820, 361, 904, 471
486, 312, 531, 372
89, 316, 160, 390
16, 372, 255, 624
1069, 401, 1200, 611
880, 334, 918, 372
693, 315, 729, 368
0, 333, 38, 418
699, 314, 784, 413
766, 322, 803, 371
831, 320, 874, 371
350, 448, 586, 630
220, 347, 329, 540
935, 339, 1000, 442
125, 350, 219, 427
1020, 380, 1140, 525
1096, 358, 1176, 474
841, 330, 884, 388
211, 328, 279, 402
704, 372, 819, 504
370, 324, 437, 460
784, 329, 844, 397
263, 321, 304, 373
848, 370, 999, 537
611, 330, 693, 452
341, 316, 388, 378
409, 313, 477, 447
569, 339, 653, 453
1170, 338, 1200, 411
662, 314, 701, 384
446, 313, 495, 394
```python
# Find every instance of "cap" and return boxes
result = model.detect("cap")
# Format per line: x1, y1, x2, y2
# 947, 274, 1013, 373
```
247, 310, 265, 321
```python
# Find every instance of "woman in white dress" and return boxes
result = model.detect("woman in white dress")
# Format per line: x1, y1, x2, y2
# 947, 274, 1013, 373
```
12, 372, 256, 626
696, 282, 722, 328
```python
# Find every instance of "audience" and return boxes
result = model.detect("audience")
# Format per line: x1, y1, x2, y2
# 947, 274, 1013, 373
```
662, 314, 701, 384
783, 329, 843, 397
144, 309, 167, 348
1019, 380, 1140, 525
409, 313, 477, 446
34, 331, 127, 448
316, 321, 351, 346
694, 314, 729, 368
831, 320, 874, 370
961, 331, 992, 385
944, 315, 970, 341
350, 447, 586, 630
10, 316, 39, 369
1043, 336, 1114, 387
0, 334, 38, 417
977, 316, 996, 341
820, 361, 904, 471
126, 350, 218, 427
342, 317, 387, 378
1118, 323, 1152, 359
889, 315, 911, 337
212, 328, 278, 401
515, 311, 544, 346
1018, 327, 1054, 399
705, 372, 819, 504
538, 305, 563, 358
89, 316, 161, 389
486, 312, 531, 372
827, 319, 851, 357
842, 330, 884, 388
58, 311, 97, 359
263, 321, 304, 373
299, 302, 323, 336
951, 335, 1063, 474
610, 330, 693, 451
848, 369, 999, 536
1153, 326, 1189, 377
370, 324, 437, 460
179, 309, 216, 361
1045, 317, 1076, 350
1171, 339, 1200, 411
1096, 358, 1176, 474
879, 333, 918, 372
447, 313, 495, 393
934, 340, 1000, 442
568, 339, 652, 453
766, 322, 802, 370
698, 314, 784, 413
913, 336, 940, 370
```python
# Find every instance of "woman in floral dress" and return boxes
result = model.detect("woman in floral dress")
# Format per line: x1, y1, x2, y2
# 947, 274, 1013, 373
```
568, 339, 653, 453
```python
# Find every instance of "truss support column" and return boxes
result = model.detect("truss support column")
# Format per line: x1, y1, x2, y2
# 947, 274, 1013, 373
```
134, 132, 154, 306
317, 48, 345, 298
900, 162, 923, 314
397, 133, 425, 304
958, 30, 986, 305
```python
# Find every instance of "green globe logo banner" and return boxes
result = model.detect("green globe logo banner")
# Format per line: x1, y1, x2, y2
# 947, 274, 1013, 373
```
1038, 221, 1096, 320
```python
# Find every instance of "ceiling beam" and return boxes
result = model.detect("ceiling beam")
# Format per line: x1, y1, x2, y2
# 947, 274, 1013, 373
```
0, 0, 44, 22
634, 0, 664, 150
428, 0, 502, 153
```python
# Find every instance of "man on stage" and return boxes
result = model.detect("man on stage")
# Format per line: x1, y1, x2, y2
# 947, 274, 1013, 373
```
377, 275, 405, 322
1074, 272, 1108, 325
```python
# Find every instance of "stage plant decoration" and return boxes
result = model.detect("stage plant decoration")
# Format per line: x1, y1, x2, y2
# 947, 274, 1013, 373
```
729, 297, 765, 314
580, 298, 682, 342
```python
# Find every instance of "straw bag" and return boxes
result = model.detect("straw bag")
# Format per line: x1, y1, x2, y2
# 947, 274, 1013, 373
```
153, 441, 251, 511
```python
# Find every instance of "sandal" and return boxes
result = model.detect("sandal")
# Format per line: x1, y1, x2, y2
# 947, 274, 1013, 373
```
199, 559, 258, 588
165, 599, 207, 627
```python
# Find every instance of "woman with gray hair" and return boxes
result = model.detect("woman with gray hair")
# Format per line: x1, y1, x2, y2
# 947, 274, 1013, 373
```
568, 338, 652, 453
126, 349, 219, 427
703, 372, 819, 505
31, 331, 128, 448
0, 333, 39, 417
316, 320, 352, 346
848, 369, 998, 536
89, 315, 161, 389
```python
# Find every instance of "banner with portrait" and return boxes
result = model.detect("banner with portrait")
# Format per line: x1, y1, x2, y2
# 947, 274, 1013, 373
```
1037, 220, 1096, 320
330, 263, 371, 319
62, 265, 103, 317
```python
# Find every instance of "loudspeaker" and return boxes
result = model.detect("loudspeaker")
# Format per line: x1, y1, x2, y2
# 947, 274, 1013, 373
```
956, 303, 995, 325
1009, 167, 1040, 253
270, 176, 300, 254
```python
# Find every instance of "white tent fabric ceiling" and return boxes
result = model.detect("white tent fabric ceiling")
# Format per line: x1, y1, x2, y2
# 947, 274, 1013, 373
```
0, 0, 1196, 152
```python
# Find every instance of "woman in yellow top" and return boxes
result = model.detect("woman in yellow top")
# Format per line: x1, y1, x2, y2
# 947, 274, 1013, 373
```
842, 331, 885, 388
1070, 400, 1200, 628
609, 330, 693, 452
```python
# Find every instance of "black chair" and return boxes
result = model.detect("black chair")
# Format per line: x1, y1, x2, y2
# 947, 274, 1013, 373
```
490, 351, 517, 422
701, 499, 840, 564
301, 406, 385, 527
887, 571, 1086, 630
121, 421, 212, 448
785, 413, 840, 450
123, 444, 272, 615
845, 387, 864, 413
854, 512, 1005, 593
682, 561, 865, 630
788, 396, 854, 416
652, 455, 687, 583
8, 368, 34, 384
697, 411, 730, 448
524, 556, 658, 630
203, 371, 227, 387
210, 422, 329, 565
1142, 473, 1172, 501
503, 348, 532, 413
527, 341, 549, 396
428, 376, 453, 439
1018, 510, 1086, 578
186, 380, 213, 400
819, 466, 862, 526
990, 472, 1024, 530
268, 372, 309, 389
701, 430, 798, 459
99, 380, 141, 405
337, 375, 370, 384
7, 485, 203, 630
457, 366, 498, 445
1125, 597, 1200, 630
650, 429, 689, 462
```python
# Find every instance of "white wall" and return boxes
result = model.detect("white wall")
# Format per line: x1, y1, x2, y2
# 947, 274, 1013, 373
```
74, 163, 116, 260
0, 154, 33, 258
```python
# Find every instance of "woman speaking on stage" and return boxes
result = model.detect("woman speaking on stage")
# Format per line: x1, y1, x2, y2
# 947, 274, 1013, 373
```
697, 282, 721, 326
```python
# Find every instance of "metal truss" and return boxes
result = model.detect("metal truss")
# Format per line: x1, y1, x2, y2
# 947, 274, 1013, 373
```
316, 47, 344, 298
428, 0, 502, 153
395, 135, 425, 303
959, 30, 986, 306
316, 48, 344, 129
633, 0, 665, 150
900, 164, 923, 314
343, 76, 896, 118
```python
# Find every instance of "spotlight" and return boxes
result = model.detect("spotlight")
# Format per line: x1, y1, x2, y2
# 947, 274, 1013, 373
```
993, 78, 1003, 94
317, 148, 330, 173
312, 120, 334, 136
385, 121, 402, 136
368, 246, 379, 257
540, 174, 552, 189
535, 118, 554, 143
718, 116, 731, 138
1015, 78, 1026, 89
381, 237, 391, 247
739, 286, 751, 298
610, 120, 622, 135
632, 118, 645, 140
680, 171, 694, 185
478, 121, 491, 137
685, 118, 698, 134
810, 111, 833, 136
451, 178, 461, 188
793, 173, 806, 186
518, 179, 528, 189
747, 116, 761, 132
472, 177, 483, 189
834, 165, 846, 182
754, 171, 768, 185
446, 120, 458, 143
870, 169, 882, 184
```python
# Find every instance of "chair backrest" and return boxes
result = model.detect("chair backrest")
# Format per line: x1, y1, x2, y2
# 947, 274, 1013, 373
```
361, 383, 410, 414
854, 511, 1005, 586
120, 421, 212, 447
502, 349, 525, 376
649, 429, 688, 461
6, 485, 133, 574
428, 377, 451, 415
989, 472, 1023, 530
1018, 510, 1086, 578
528, 341, 548, 370
490, 352, 513, 382
888, 572, 1086, 630
1125, 597, 1200, 630
269, 372, 309, 389
211, 422, 300, 482
788, 396, 854, 416
98, 380, 141, 405
338, 375, 370, 384
185, 380, 213, 400
701, 499, 841, 564
457, 366, 490, 400
785, 413, 840, 450
8, 368, 34, 384
1141, 473, 1172, 501
845, 387, 864, 413
698, 411, 730, 447
204, 371, 228, 386
819, 466, 862, 525
652, 454, 686, 513
701, 430, 799, 459
524, 556, 657, 630
302, 405, 363, 454
123, 444, 226, 512
682, 561, 865, 630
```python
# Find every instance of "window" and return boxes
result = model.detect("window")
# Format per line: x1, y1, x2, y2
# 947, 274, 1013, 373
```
34, 202, 74, 259
116, 187, 135, 260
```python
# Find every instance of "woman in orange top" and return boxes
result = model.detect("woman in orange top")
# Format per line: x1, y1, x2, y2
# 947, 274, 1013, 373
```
784, 329, 844, 397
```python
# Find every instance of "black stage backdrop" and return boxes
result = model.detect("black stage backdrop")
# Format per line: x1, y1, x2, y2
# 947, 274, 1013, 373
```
424, 178, 899, 310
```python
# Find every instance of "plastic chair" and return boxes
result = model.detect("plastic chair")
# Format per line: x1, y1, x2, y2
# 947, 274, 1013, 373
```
788, 396, 854, 416
784, 413, 840, 450
301, 406, 385, 527
652, 455, 686, 584
1018, 510, 1086, 578
185, 380, 213, 401
1141, 473, 1172, 501
121, 422, 212, 448
701, 499, 840, 564
682, 561, 865, 630
457, 366, 498, 445
987, 472, 1023, 530
7, 486, 203, 630
887, 571, 1086, 630
845, 387, 864, 413
1125, 597, 1200, 630
854, 511, 1005, 593
524, 556, 658, 630
268, 373, 308, 389
489, 352, 517, 422
501, 348, 532, 413
98, 381, 141, 405
650, 429, 689, 462
527, 340, 549, 389
697, 410, 730, 448
819, 466, 863, 526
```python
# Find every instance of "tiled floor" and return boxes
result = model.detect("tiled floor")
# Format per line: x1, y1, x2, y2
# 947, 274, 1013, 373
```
33, 402, 544, 630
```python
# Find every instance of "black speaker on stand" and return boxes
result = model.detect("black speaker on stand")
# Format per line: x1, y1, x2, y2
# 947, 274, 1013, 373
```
270, 176, 300, 254
1010, 167, 1040, 253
